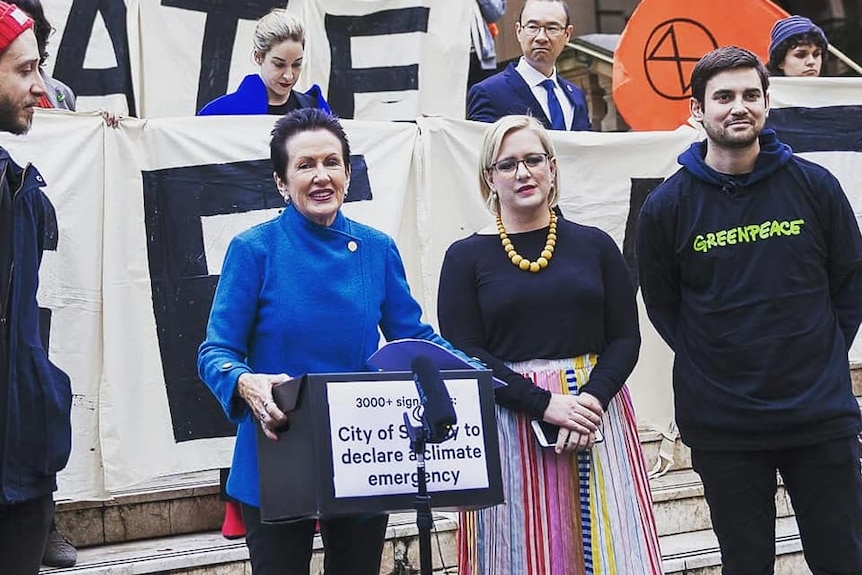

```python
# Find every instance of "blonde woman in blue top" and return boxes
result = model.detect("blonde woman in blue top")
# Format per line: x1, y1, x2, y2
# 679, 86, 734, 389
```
198, 8, 329, 116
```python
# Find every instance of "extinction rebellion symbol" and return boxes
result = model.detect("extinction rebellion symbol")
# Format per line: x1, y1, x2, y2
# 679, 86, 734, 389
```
644, 19, 718, 100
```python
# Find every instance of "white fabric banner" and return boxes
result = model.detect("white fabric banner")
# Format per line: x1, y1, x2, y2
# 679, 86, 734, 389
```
97, 115, 419, 493
39, 0, 134, 115
415, 117, 700, 437
0, 111, 107, 499
130, 0, 469, 119
0, 77, 859, 500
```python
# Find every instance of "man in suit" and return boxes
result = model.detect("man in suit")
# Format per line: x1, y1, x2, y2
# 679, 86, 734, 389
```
467, 0, 590, 131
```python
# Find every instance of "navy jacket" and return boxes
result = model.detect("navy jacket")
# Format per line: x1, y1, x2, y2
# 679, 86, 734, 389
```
197, 74, 331, 116
467, 63, 591, 131
0, 148, 72, 503
636, 131, 862, 451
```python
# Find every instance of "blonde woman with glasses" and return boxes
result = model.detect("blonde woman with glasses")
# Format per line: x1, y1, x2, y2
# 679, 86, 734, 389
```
437, 116, 662, 574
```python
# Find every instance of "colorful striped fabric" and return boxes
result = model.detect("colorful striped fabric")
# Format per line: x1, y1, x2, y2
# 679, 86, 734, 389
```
458, 355, 663, 575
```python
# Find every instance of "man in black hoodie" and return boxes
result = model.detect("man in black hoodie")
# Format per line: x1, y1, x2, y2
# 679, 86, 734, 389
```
637, 46, 862, 574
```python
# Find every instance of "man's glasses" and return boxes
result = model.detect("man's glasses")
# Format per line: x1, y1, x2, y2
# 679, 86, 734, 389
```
520, 23, 566, 38
489, 153, 550, 175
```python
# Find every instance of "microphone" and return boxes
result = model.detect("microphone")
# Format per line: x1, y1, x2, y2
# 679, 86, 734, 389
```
411, 355, 457, 443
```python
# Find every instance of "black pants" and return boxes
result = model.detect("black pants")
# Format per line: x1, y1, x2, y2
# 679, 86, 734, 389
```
0, 493, 54, 574
691, 436, 862, 575
241, 504, 388, 575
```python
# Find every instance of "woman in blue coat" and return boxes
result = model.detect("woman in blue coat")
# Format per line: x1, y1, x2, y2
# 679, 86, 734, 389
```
198, 8, 329, 117
198, 109, 466, 575
197, 8, 330, 538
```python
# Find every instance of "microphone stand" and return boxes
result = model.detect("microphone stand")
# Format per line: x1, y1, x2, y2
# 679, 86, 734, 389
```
403, 413, 433, 575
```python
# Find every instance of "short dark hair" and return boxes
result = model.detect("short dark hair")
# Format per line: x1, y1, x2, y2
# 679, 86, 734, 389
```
690, 46, 769, 107
10, 0, 50, 64
518, 0, 571, 27
270, 108, 351, 181
766, 32, 828, 75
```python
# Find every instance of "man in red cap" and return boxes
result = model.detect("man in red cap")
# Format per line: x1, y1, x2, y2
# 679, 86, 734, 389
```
0, 2, 72, 573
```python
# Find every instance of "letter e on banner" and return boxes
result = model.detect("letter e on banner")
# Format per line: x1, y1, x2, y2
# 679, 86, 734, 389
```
324, 7, 430, 119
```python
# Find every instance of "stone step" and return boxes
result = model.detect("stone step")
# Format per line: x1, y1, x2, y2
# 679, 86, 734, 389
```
44, 508, 815, 575
661, 515, 810, 575
40, 512, 457, 575
54, 470, 222, 548
639, 428, 692, 473
853, 365, 862, 397
650, 468, 794, 537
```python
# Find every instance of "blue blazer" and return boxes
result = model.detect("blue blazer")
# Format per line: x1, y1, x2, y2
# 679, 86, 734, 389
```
467, 63, 591, 131
197, 74, 331, 116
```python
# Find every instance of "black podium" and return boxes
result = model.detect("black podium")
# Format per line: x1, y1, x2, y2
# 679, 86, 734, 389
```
257, 369, 502, 523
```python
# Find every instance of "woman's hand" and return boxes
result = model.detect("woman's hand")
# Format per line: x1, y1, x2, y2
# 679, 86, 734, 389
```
236, 372, 291, 441
553, 428, 600, 454
542, 392, 602, 434
543, 391, 604, 454
99, 108, 121, 129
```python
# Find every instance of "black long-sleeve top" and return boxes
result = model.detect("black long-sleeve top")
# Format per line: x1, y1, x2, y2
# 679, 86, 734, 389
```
437, 218, 640, 419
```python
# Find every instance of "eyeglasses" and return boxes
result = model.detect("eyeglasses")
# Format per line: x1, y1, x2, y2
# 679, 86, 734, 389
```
489, 153, 550, 175
520, 23, 567, 38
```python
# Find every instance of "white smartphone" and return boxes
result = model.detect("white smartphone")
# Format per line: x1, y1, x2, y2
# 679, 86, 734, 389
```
530, 420, 603, 448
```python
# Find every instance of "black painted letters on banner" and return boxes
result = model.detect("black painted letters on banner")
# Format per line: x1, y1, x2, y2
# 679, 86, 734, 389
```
143, 158, 371, 442
54, 0, 136, 115
161, 0, 288, 112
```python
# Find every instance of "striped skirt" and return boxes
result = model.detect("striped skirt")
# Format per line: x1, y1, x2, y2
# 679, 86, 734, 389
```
458, 355, 663, 575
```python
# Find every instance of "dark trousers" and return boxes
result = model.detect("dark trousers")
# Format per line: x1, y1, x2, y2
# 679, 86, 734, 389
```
691, 436, 862, 575
241, 504, 388, 575
0, 493, 54, 574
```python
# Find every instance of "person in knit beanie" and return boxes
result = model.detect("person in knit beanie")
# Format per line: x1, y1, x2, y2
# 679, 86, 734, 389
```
0, 0, 41, 133
0, 2, 73, 574
767, 15, 828, 77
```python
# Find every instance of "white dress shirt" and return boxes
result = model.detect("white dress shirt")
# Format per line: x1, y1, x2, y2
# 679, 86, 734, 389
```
515, 57, 574, 129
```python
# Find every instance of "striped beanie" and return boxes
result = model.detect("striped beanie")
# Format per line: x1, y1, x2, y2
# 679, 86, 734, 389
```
769, 16, 827, 61
0, 2, 33, 54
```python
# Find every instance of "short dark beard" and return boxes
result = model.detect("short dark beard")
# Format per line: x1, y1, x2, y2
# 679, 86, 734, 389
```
0, 94, 32, 135
703, 122, 761, 150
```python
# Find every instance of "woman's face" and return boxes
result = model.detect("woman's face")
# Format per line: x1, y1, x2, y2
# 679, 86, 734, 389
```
780, 42, 823, 77
485, 128, 555, 218
275, 129, 349, 227
256, 39, 304, 105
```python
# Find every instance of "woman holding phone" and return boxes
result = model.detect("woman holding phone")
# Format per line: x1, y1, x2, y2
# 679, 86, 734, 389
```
437, 116, 661, 575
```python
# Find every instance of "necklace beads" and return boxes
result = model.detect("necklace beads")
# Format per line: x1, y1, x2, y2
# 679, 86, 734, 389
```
496, 210, 557, 273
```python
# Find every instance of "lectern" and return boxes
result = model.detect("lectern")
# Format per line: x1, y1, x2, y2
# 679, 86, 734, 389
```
257, 369, 502, 523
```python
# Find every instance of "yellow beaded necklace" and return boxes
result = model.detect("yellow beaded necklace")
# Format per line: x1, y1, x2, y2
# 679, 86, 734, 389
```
496, 209, 557, 273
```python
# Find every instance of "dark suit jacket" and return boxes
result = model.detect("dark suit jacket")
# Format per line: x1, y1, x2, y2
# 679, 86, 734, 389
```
467, 63, 591, 131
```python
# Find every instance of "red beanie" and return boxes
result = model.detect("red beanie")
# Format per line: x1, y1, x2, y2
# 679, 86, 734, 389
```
0, 2, 33, 54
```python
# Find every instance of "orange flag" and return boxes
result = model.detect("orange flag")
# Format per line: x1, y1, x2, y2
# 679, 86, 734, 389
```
612, 0, 789, 131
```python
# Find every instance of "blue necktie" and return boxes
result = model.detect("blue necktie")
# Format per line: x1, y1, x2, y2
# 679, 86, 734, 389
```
541, 79, 566, 130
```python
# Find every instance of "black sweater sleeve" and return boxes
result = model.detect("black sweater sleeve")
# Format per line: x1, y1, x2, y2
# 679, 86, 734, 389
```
437, 241, 552, 419
577, 233, 641, 408
822, 171, 862, 350
636, 195, 680, 351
